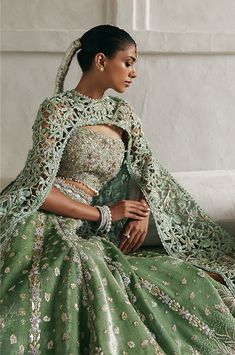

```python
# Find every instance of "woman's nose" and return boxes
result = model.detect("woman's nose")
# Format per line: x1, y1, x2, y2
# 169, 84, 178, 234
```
130, 67, 137, 79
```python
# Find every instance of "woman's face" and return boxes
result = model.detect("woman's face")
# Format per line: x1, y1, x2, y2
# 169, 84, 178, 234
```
103, 44, 137, 93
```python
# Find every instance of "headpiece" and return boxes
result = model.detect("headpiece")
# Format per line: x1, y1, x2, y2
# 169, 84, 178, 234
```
54, 38, 81, 94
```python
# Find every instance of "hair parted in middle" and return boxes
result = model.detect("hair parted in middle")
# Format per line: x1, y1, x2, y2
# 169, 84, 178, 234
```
77, 24, 136, 72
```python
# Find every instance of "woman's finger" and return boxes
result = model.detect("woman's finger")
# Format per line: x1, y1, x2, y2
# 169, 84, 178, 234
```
127, 202, 150, 211
126, 212, 145, 220
124, 231, 142, 254
128, 211, 149, 218
118, 233, 128, 245
126, 200, 148, 206
121, 231, 139, 254
132, 234, 146, 252
120, 238, 133, 253
119, 232, 134, 252
118, 226, 132, 246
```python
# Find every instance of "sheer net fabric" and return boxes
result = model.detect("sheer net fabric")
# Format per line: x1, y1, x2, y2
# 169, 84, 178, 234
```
0, 89, 235, 354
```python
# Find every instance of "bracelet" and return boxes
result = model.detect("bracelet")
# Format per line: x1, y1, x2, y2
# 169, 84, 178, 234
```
96, 206, 106, 230
106, 206, 112, 233
95, 205, 112, 233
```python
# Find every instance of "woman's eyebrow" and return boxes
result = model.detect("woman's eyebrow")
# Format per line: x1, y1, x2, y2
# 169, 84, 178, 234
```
127, 56, 137, 62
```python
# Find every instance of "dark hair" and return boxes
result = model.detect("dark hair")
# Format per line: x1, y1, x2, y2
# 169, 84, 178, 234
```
77, 24, 136, 72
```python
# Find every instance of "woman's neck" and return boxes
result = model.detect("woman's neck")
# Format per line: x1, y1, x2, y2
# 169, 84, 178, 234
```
75, 74, 106, 100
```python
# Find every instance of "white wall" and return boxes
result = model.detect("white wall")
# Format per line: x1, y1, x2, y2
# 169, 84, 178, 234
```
1, 0, 235, 187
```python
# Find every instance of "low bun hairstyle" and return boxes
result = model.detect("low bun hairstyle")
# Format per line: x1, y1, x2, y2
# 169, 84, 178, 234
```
77, 24, 136, 72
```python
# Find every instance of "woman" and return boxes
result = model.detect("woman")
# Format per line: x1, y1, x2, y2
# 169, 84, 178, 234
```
1, 24, 234, 355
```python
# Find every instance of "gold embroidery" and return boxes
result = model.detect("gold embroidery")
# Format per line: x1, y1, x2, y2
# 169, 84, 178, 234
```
28, 212, 45, 354
121, 312, 128, 320
139, 277, 215, 338
10, 334, 17, 344
47, 340, 53, 349
127, 340, 135, 348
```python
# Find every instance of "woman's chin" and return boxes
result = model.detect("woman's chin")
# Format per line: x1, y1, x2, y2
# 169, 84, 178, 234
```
115, 87, 127, 94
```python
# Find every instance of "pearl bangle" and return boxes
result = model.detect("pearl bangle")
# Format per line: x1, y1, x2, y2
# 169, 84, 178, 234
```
95, 205, 112, 234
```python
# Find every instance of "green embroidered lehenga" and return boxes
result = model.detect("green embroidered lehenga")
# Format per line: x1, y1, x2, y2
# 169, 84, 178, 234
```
0, 89, 235, 354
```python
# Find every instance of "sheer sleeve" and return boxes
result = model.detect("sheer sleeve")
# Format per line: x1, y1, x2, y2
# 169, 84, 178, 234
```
126, 105, 234, 294
0, 96, 75, 238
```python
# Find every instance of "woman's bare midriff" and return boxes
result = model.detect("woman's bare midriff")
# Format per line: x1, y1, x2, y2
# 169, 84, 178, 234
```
61, 179, 97, 197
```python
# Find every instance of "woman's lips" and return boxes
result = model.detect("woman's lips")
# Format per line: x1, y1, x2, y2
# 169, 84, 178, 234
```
125, 81, 132, 86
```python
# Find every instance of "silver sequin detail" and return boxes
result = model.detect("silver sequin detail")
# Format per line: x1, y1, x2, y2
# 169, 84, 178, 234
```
57, 127, 125, 193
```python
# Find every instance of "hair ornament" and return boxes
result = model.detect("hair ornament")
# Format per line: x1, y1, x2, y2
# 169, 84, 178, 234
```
54, 38, 81, 94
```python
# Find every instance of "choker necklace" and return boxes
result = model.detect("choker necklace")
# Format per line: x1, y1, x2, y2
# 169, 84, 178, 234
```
72, 89, 107, 102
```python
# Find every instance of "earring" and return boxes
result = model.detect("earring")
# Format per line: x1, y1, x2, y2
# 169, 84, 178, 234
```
100, 67, 104, 72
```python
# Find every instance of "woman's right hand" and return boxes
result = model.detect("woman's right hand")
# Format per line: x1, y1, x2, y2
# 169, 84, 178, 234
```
109, 200, 150, 222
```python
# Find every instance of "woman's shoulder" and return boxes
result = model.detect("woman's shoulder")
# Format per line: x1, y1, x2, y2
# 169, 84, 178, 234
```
107, 94, 136, 114
33, 90, 141, 132
107, 95, 142, 130
40, 90, 128, 109
39, 90, 77, 109
40, 90, 133, 109
107, 94, 130, 105
37, 90, 138, 124
33, 91, 76, 131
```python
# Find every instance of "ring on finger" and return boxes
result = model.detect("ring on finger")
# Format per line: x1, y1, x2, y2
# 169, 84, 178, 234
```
123, 233, 131, 239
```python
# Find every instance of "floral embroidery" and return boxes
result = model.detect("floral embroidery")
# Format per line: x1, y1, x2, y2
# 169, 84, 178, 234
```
44, 293, 51, 302
121, 312, 128, 320
54, 267, 60, 276
47, 340, 53, 349
18, 344, 25, 354
189, 292, 196, 300
127, 340, 135, 348
1, 89, 234, 294
1, 90, 235, 355
141, 339, 149, 348
18, 308, 26, 316
61, 313, 69, 322
28, 212, 44, 354
139, 277, 214, 338
43, 316, 50, 322
10, 334, 17, 344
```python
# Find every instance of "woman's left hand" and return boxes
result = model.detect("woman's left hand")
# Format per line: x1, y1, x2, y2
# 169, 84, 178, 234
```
118, 214, 150, 254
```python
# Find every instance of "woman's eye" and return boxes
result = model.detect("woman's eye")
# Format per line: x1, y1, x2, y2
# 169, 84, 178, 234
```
125, 62, 131, 67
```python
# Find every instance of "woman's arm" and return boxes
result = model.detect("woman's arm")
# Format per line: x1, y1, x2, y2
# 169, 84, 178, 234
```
41, 186, 150, 223
40, 186, 100, 221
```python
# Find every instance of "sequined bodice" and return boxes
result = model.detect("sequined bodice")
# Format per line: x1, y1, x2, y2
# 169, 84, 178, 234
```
57, 127, 126, 194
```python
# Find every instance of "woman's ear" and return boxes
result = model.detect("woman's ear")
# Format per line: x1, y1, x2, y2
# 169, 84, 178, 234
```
95, 53, 106, 72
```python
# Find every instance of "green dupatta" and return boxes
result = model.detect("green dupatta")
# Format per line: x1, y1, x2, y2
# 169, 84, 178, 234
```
1, 89, 234, 294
